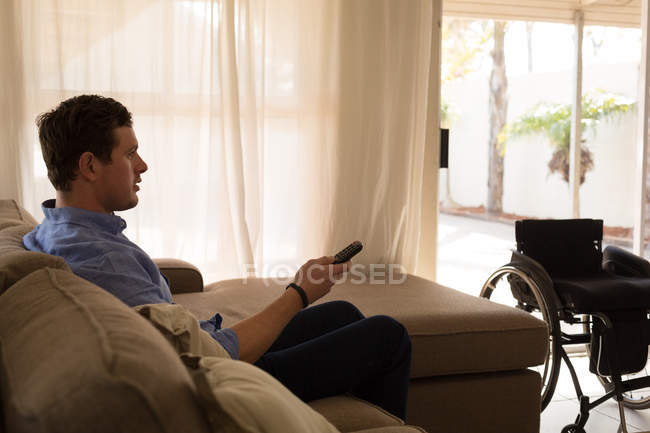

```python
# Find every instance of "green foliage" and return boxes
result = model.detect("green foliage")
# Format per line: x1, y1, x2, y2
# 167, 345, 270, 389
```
442, 19, 492, 84
499, 90, 635, 153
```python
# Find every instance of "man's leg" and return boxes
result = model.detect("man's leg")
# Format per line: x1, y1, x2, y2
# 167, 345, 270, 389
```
264, 300, 366, 352
255, 304, 411, 420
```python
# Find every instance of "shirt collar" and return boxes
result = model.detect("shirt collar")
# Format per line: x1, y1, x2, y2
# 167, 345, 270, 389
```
41, 199, 127, 235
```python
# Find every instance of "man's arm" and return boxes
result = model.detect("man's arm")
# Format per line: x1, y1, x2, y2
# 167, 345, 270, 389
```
232, 256, 348, 363
231, 288, 304, 363
74, 265, 172, 307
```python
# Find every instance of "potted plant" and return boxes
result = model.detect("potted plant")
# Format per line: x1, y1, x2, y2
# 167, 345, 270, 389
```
499, 90, 635, 184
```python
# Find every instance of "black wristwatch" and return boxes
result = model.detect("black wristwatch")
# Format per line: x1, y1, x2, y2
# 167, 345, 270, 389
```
286, 283, 309, 308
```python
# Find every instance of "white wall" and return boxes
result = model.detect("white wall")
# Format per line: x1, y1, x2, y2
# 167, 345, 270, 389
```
443, 62, 639, 227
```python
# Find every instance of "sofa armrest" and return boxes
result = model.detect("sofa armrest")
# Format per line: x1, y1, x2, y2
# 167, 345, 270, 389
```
153, 258, 204, 294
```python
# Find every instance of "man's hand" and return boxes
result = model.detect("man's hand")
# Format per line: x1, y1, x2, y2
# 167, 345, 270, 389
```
292, 256, 349, 305
232, 255, 349, 363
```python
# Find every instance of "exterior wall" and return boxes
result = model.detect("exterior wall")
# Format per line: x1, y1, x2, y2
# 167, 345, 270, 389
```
443, 62, 639, 227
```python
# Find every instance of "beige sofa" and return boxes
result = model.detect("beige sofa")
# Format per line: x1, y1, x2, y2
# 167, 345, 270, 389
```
0, 199, 548, 433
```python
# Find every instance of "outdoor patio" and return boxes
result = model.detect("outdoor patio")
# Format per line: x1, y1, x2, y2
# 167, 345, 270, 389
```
437, 211, 514, 296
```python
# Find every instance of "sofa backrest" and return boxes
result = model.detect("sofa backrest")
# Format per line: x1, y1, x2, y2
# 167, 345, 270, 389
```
0, 199, 71, 295
0, 199, 38, 227
0, 267, 212, 433
0, 199, 213, 432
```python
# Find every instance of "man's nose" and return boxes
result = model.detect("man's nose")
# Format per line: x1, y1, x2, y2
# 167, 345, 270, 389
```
137, 154, 148, 173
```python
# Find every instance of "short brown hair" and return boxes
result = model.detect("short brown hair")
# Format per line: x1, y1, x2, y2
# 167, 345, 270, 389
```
36, 95, 133, 191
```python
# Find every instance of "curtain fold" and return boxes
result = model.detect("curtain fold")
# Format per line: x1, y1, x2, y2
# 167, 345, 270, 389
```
0, 0, 25, 201
1, 0, 440, 283
326, 0, 438, 274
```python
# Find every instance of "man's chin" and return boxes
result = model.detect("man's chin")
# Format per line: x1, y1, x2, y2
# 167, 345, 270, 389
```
114, 197, 139, 212
128, 196, 139, 209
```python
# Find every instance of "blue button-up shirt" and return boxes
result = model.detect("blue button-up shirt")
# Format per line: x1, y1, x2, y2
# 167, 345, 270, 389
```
23, 199, 238, 359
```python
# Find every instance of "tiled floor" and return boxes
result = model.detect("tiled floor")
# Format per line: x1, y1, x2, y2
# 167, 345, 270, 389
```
541, 355, 650, 432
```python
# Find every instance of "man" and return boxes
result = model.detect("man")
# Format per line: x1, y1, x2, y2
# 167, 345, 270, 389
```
24, 95, 411, 419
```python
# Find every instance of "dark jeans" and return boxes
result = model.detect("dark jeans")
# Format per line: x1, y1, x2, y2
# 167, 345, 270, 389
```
254, 301, 411, 420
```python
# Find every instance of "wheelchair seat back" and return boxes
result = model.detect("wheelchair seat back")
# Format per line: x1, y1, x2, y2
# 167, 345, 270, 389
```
515, 219, 603, 278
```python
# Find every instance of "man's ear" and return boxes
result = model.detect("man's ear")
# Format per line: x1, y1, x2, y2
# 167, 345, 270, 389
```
77, 151, 99, 181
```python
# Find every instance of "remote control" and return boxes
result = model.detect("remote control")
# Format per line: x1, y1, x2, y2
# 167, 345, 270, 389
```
333, 241, 363, 264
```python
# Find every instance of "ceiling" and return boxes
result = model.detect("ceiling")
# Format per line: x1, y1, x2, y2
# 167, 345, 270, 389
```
443, 0, 641, 27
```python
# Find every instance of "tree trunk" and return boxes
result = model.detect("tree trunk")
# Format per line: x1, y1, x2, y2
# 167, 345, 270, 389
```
487, 21, 508, 214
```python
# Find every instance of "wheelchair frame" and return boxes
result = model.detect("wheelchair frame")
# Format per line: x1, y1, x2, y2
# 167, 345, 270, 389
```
482, 252, 650, 433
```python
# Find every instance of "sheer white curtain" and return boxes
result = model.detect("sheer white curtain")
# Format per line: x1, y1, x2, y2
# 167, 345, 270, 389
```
1, 0, 440, 283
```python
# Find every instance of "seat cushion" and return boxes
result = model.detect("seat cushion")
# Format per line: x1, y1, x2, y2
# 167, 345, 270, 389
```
554, 273, 650, 313
308, 395, 403, 433
0, 268, 211, 433
181, 354, 340, 433
174, 274, 549, 378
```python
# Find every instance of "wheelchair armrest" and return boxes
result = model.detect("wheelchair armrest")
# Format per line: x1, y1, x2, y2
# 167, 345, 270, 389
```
603, 245, 650, 278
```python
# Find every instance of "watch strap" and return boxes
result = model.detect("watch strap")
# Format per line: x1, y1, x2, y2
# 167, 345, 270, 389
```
286, 283, 309, 308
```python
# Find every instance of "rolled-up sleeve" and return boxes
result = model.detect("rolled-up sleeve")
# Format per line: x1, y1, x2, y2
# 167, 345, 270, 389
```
200, 314, 239, 360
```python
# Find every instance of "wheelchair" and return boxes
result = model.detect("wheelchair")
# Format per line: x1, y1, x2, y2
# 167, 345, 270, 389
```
481, 219, 650, 433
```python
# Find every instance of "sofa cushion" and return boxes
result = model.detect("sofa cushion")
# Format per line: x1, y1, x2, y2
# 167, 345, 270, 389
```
309, 395, 403, 433
406, 369, 541, 433
153, 258, 204, 294
181, 354, 340, 433
135, 303, 230, 358
0, 224, 70, 294
0, 268, 211, 433
174, 275, 548, 378
0, 199, 38, 226
0, 199, 67, 295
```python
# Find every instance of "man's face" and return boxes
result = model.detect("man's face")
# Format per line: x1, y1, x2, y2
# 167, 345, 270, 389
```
95, 126, 148, 213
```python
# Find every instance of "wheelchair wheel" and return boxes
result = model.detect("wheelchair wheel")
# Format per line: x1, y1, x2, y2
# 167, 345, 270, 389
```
481, 266, 561, 411
582, 318, 650, 410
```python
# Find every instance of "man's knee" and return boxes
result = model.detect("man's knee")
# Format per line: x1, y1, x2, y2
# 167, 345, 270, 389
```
366, 315, 408, 335
321, 300, 365, 322
367, 315, 411, 355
